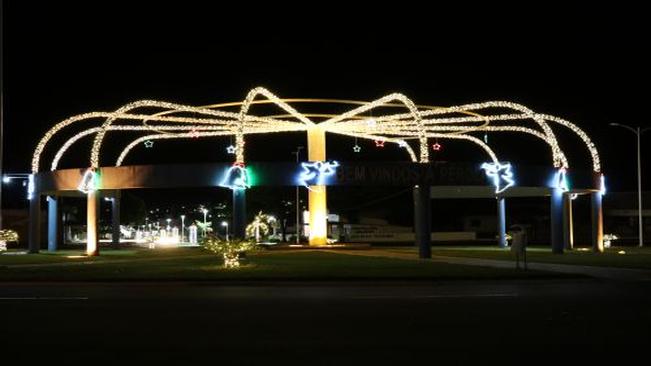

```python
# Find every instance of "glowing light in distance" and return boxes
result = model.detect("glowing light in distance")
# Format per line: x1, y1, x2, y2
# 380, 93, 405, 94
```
2, 176, 10, 183
481, 162, 515, 194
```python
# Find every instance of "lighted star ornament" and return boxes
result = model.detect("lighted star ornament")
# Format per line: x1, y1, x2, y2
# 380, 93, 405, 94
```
144, 140, 154, 148
481, 162, 515, 194
353, 145, 361, 153
226, 145, 237, 154
298, 161, 339, 190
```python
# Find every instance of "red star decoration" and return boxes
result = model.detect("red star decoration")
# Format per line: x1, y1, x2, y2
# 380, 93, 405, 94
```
190, 129, 199, 138
431, 142, 442, 151
374, 140, 385, 147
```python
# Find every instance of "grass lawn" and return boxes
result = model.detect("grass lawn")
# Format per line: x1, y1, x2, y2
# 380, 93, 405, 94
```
0, 248, 578, 281
385, 246, 651, 270
0, 247, 208, 265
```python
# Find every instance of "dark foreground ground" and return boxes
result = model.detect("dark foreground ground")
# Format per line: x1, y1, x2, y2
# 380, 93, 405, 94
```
1, 279, 650, 365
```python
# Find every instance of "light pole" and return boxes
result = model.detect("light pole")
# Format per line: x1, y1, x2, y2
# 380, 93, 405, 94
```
610, 123, 650, 247
221, 221, 229, 241
202, 208, 208, 237
180, 215, 185, 242
292, 146, 304, 244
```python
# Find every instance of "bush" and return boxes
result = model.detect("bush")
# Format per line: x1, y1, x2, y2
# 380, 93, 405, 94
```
201, 235, 257, 268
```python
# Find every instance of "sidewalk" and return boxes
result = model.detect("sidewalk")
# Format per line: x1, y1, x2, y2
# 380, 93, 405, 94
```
331, 249, 651, 281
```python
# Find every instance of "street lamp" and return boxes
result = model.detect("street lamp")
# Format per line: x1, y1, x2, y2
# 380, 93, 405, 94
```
291, 146, 304, 244
202, 208, 208, 237
221, 221, 229, 241
180, 215, 185, 242
610, 123, 650, 247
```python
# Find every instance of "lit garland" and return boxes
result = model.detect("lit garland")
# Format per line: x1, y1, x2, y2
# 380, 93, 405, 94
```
31, 88, 602, 186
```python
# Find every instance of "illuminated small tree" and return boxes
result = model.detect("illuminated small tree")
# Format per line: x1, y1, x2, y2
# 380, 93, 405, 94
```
195, 220, 212, 236
245, 211, 275, 242
0, 230, 19, 252
202, 235, 257, 268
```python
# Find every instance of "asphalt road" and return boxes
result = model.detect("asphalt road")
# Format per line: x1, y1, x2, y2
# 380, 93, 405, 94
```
1, 279, 650, 365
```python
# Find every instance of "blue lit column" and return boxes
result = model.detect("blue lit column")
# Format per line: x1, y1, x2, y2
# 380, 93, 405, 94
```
47, 196, 58, 252
111, 192, 121, 249
232, 189, 246, 240
28, 193, 41, 253
562, 193, 574, 250
550, 188, 564, 254
413, 184, 431, 259
497, 196, 507, 248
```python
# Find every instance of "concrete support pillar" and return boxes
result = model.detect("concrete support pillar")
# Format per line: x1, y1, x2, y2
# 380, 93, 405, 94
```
497, 196, 507, 248
307, 126, 328, 246
413, 185, 431, 259
111, 192, 121, 249
562, 193, 574, 250
87, 190, 99, 256
591, 192, 604, 253
47, 196, 58, 252
550, 188, 564, 254
232, 188, 246, 240
28, 194, 41, 253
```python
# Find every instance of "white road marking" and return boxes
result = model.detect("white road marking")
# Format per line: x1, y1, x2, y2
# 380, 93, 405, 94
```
0, 297, 89, 300
352, 293, 517, 299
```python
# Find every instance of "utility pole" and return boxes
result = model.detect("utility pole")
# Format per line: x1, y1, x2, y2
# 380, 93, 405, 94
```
610, 123, 650, 247
0, 0, 5, 229
292, 146, 304, 244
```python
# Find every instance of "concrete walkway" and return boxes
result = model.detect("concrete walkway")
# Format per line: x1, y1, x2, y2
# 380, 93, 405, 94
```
331, 249, 651, 281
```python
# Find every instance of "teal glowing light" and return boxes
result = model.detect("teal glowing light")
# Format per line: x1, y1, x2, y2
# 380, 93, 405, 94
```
219, 163, 250, 190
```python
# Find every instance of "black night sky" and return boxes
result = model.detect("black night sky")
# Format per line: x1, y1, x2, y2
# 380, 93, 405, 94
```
2, 2, 650, 209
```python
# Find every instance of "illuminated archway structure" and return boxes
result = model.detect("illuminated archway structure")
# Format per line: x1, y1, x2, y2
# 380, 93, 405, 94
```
28, 87, 605, 256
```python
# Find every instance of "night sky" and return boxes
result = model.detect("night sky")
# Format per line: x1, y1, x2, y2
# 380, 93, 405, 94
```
2, 2, 650, 208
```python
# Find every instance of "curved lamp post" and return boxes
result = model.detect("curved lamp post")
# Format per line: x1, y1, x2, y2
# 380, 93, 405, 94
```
610, 123, 650, 247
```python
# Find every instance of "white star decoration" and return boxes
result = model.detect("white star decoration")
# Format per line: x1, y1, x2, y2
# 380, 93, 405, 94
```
144, 140, 154, 148
353, 145, 361, 152
226, 145, 237, 154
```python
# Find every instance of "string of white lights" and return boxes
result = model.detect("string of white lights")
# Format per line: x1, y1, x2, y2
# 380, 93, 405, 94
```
31, 88, 601, 178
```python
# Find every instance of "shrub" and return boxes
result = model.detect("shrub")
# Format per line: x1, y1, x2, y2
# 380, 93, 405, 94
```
201, 235, 257, 268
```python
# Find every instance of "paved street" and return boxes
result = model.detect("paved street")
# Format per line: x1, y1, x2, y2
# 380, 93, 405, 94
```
2, 279, 650, 365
